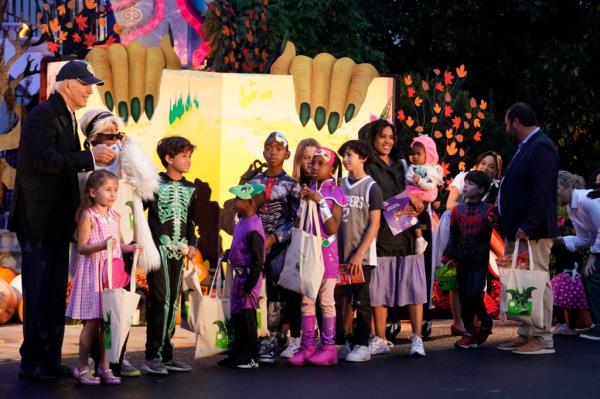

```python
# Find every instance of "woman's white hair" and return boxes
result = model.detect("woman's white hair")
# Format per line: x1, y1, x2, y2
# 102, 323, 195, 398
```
79, 109, 124, 144
558, 170, 585, 190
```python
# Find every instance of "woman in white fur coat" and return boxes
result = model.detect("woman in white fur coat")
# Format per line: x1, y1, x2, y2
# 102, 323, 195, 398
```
78, 109, 161, 273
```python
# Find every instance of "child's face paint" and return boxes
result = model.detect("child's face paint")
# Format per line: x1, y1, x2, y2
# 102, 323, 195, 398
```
311, 155, 333, 183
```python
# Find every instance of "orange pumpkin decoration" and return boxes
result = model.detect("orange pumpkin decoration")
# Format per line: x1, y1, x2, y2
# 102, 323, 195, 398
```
10, 275, 22, 322
0, 280, 17, 324
0, 266, 17, 283
18, 300, 24, 322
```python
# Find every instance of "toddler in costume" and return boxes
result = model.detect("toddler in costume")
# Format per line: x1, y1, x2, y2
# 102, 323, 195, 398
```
405, 135, 443, 254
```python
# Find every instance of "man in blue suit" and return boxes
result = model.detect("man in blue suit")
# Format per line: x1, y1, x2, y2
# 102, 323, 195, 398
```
497, 102, 559, 355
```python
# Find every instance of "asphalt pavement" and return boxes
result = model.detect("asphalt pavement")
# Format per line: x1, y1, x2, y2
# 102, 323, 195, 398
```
0, 323, 598, 399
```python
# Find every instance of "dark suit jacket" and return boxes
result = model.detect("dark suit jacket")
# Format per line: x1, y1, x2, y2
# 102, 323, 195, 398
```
9, 92, 94, 241
499, 129, 559, 240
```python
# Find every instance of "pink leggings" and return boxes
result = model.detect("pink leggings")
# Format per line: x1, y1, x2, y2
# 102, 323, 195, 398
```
301, 278, 336, 318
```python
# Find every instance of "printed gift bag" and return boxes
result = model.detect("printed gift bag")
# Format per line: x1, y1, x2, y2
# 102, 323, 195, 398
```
194, 257, 232, 358
435, 262, 457, 291
499, 238, 549, 329
102, 242, 141, 363
278, 200, 325, 300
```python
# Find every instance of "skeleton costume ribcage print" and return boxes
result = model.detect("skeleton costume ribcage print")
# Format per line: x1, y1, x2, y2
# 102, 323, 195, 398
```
147, 173, 197, 260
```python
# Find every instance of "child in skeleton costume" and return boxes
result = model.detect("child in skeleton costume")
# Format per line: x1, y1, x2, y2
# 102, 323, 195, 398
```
78, 109, 160, 377
142, 136, 198, 375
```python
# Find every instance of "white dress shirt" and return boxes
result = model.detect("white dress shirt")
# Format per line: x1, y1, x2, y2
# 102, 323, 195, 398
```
563, 189, 600, 254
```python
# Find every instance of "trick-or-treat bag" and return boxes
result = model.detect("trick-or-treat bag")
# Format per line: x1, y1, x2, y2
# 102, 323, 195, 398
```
101, 242, 141, 363
194, 257, 231, 358
278, 200, 325, 301
499, 238, 549, 329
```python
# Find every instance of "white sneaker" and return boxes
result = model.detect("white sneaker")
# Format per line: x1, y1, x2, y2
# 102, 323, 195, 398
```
345, 345, 371, 362
369, 336, 391, 355
337, 342, 352, 359
552, 323, 577, 336
409, 335, 426, 357
280, 337, 301, 359
415, 237, 428, 255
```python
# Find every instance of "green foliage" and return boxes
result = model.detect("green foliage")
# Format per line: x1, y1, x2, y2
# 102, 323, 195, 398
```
203, 0, 385, 73
360, 0, 600, 177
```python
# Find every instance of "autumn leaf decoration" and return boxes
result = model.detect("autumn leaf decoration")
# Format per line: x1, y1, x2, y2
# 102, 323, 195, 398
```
396, 65, 490, 189
37, 1, 120, 57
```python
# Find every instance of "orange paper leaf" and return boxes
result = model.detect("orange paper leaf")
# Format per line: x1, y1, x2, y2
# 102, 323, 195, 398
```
434, 130, 443, 138
474, 119, 481, 128
477, 111, 485, 120
456, 134, 464, 143
40, 24, 49, 34
58, 30, 68, 42
444, 105, 453, 117
421, 81, 430, 91
445, 128, 454, 139
445, 92, 452, 102
463, 121, 470, 130
407, 87, 416, 98
396, 110, 406, 121
406, 116, 414, 127
446, 141, 458, 156
459, 148, 465, 157
431, 116, 438, 124
415, 126, 424, 133
404, 75, 413, 86
58, 5, 66, 15
456, 64, 467, 78
470, 97, 477, 108
474, 131, 482, 142
441, 161, 450, 177
458, 161, 466, 171
85, 0, 97, 10
480, 100, 488, 110
49, 18, 60, 33
433, 103, 441, 114
414, 97, 423, 107
465, 112, 472, 119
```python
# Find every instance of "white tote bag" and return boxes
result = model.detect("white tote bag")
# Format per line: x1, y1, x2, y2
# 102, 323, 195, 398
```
278, 200, 325, 301
499, 238, 549, 329
101, 241, 141, 363
194, 257, 232, 358
180, 257, 204, 333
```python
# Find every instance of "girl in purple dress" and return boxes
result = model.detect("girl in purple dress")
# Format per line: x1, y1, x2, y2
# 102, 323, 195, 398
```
289, 147, 348, 366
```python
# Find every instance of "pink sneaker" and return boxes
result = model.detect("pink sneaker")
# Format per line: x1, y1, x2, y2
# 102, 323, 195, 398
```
288, 345, 316, 366
306, 345, 338, 366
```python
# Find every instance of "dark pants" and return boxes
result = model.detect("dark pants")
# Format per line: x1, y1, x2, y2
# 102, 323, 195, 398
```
17, 237, 69, 372
334, 266, 373, 346
458, 267, 492, 334
145, 255, 184, 362
583, 256, 600, 325
283, 289, 302, 338
232, 309, 258, 361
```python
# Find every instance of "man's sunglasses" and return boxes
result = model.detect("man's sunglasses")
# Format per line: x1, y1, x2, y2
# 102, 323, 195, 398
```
96, 132, 125, 140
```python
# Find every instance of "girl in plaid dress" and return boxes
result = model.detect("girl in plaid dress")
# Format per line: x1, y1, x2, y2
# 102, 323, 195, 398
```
66, 170, 141, 385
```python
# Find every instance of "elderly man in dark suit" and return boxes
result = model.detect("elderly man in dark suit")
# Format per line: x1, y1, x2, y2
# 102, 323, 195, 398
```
9, 60, 116, 381
497, 102, 559, 355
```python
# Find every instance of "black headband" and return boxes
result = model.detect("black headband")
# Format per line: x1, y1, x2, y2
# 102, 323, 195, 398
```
85, 111, 114, 137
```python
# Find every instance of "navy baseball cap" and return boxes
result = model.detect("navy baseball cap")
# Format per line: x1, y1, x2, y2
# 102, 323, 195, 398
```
55, 60, 104, 85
